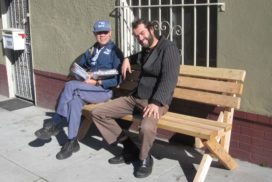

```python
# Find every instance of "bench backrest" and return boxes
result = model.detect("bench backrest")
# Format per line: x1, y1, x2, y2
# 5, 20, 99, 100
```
176, 65, 246, 109
118, 65, 246, 110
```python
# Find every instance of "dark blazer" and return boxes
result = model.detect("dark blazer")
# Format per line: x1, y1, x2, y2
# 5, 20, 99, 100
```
130, 36, 180, 106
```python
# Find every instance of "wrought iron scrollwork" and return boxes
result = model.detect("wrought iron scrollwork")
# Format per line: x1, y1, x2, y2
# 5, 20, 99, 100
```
152, 20, 182, 39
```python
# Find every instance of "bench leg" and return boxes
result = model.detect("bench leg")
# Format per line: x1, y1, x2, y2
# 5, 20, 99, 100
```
195, 138, 205, 149
193, 154, 213, 182
221, 109, 234, 153
77, 115, 93, 141
193, 137, 238, 182
195, 111, 224, 149
204, 138, 238, 170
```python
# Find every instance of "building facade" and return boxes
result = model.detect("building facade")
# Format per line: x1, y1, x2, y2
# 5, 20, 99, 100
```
1, 0, 272, 167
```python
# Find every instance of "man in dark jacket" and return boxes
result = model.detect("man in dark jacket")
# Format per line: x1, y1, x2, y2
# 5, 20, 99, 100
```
91, 19, 180, 178
35, 20, 123, 160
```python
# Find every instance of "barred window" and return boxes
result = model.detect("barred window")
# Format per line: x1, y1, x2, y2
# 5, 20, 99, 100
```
116, 0, 225, 67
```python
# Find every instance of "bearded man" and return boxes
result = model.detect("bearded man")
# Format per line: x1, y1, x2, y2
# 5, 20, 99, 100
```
90, 19, 180, 178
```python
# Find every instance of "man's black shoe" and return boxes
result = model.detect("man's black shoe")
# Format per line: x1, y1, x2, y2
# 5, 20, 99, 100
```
134, 155, 153, 178
108, 151, 138, 164
56, 139, 80, 160
108, 137, 139, 164
34, 121, 60, 140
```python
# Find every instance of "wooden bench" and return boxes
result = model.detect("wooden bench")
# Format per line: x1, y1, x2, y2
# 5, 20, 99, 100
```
77, 65, 246, 182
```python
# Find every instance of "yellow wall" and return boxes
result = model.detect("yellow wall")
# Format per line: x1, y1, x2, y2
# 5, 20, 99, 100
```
217, 0, 272, 116
29, 0, 117, 75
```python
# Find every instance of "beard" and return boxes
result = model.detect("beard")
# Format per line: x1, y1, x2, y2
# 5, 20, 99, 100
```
140, 31, 155, 48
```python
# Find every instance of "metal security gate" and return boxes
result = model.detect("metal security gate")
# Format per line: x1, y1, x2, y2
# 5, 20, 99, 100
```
116, 0, 225, 67
5, 0, 34, 101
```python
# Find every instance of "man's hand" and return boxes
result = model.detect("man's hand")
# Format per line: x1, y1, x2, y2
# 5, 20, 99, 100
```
143, 104, 160, 119
84, 76, 96, 85
121, 58, 131, 79
87, 72, 93, 79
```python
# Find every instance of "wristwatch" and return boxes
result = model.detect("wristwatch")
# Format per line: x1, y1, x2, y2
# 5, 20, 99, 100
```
95, 80, 100, 86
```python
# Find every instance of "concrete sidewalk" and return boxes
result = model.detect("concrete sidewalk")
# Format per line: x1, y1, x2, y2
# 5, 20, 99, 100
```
0, 95, 271, 182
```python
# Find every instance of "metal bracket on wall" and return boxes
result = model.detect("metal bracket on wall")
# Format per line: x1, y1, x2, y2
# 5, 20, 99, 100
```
219, 2, 226, 12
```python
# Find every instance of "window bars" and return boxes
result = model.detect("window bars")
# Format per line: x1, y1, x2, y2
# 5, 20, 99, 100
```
115, 0, 225, 67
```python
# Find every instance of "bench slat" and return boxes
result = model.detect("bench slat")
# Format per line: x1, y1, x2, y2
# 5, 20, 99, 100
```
157, 119, 218, 140
177, 76, 244, 95
162, 115, 226, 137
121, 76, 244, 96
173, 88, 241, 109
119, 112, 228, 133
180, 65, 246, 82
81, 105, 230, 140
119, 114, 218, 140
165, 112, 231, 131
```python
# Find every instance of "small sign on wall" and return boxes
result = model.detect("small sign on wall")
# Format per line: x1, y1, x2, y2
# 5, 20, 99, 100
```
2, 28, 26, 51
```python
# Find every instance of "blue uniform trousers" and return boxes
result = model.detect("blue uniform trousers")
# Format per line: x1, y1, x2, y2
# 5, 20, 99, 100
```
52, 80, 112, 139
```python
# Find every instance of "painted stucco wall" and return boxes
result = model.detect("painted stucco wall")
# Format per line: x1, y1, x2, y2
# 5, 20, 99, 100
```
29, 0, 272, 116
29, 0, 117, 75
217, 0, 272, 116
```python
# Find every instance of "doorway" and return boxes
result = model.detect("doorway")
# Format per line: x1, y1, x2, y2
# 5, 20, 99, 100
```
1, 0, 35, 102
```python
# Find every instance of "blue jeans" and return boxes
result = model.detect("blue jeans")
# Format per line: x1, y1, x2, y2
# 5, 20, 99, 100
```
52, 80, 112, 139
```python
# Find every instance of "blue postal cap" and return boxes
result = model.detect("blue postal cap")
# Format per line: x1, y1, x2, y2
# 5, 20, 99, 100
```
93, 20, 111, 33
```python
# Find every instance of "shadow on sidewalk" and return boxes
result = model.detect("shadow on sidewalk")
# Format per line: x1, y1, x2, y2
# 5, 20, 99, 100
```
28, 113, 69, 148
28, 113, 225, 182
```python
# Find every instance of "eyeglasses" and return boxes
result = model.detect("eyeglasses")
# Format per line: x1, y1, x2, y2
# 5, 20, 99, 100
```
95, 31, 110, 35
